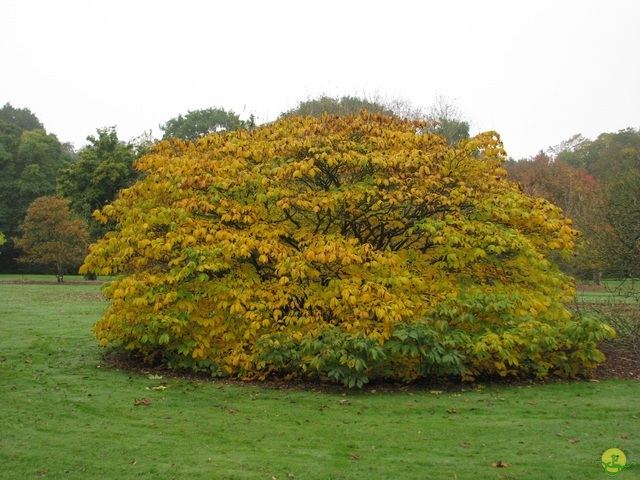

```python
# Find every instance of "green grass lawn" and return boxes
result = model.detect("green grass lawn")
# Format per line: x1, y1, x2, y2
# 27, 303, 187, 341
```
1, 278, 638, 479
576, 279, 640, 304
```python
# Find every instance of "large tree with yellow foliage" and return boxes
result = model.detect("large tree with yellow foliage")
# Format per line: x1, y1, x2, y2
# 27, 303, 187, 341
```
81, 113, 612, 386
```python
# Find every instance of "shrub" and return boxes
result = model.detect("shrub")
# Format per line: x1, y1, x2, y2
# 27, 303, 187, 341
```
81, 113, 613, 385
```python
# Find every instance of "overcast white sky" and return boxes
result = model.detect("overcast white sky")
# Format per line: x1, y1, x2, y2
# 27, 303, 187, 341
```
1, 0, 639, 158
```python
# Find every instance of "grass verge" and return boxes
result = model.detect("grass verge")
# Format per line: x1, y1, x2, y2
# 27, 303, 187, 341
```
0, 279, 638, 479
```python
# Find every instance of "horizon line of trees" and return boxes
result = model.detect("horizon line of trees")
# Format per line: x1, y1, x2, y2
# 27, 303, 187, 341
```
0, 98, 638, 281
504, 128, 640, 282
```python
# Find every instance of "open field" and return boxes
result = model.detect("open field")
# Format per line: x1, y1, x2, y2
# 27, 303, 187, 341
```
576, 279, 640, 303
1, 278, 638, 479
0, 274, 113, 284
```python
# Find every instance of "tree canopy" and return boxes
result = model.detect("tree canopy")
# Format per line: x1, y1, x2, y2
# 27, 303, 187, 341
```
81, 113, 611, 386
280, 95, 396, 118
426, 95, 471, 145
506, 128, 640, 279
504, 152, 608, 278
14, 196, 89, 281
562, 129, 640, 277
0, 105, 74, 271
282, 95, 470, 146
0, 102, 44, 132
0, 129, 71, 232
57, 127, 138, 239
161, 107, 250, 141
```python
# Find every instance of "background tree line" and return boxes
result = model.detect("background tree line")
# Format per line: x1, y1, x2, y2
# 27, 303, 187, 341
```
0, 98, 637, 282
504, 128, 640, 282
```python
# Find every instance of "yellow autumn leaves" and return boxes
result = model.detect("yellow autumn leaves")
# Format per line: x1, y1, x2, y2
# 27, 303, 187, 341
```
81, 112, 612, 385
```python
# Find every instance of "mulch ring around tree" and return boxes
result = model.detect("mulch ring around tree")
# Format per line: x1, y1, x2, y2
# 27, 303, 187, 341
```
591, 340, 639, 381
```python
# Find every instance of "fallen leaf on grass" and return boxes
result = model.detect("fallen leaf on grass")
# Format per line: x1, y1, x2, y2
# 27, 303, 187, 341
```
152, 385, 170, 391
228, 408, 238, 413
492, 461, 510, 468
621, 435, 629, 439
134, 398, 151, 406
528, 401, 538, 405
567, 439, 580, 444
429, 390, 443, 395
446, 409, 458, 414
350, 454, 361, 460
459, 442, 470, 448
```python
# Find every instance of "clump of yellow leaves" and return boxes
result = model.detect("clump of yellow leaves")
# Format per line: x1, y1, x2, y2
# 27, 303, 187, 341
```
81, 113, 613, 386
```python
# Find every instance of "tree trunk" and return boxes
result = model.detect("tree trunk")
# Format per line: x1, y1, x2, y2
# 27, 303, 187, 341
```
593, 271, 602, 285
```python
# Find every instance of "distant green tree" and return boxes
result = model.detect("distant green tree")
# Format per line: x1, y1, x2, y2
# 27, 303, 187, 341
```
0, 103, 44, 132
130, 130, 157, 158
16, 130, 72, 198
0, 232, 5, 253
161, 107, 249, 141
57, 127, 138, 240
426, 95, 470, 145
557, 128, 640, 182
557, 129, 640, 274
0, 104, 75, 272
514, 128, 640, 279
14, 196, 89, 282
282, 94, 470, 146
604, 168, 640, 277
280, 95, 395, 118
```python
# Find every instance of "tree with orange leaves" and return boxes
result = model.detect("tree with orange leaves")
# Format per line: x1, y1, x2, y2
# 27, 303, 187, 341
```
15, 196, 89, 282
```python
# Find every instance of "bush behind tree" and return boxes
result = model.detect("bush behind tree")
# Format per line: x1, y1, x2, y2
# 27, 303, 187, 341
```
81, 113, 613, 386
